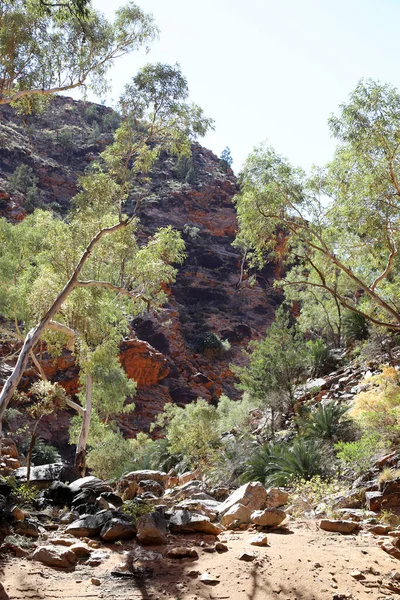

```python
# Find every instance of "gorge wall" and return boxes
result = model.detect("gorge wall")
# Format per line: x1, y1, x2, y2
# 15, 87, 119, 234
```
0, 96, 279, 444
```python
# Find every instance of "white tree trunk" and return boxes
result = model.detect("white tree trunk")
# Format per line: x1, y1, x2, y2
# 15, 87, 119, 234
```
75, 373, 93, 476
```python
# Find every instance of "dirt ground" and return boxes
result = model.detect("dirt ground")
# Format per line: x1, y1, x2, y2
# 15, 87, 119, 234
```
2, 520, 400, 600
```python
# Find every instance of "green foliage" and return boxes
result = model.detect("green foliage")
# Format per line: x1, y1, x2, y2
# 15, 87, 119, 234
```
243, 438, 323, 486
102, 111, 121, 132
342, 311, 369, 345
122, 500, 153, 523
234, 307, 308, 418
85, 429, 139, 480
234, 79, 400, 332
296, 400, 351, 441
306, 339, 335, 377
197, 332, 230, 358
3, 476, 40, 504
0, 0, 159, 111
349, 367, 400, 444
30, 440, 61, 465
153, 399, 221, 472
220, 146, 233, 171
88, 123, 101, 145
7, 164, 41, 212
216, 393, 260, 434
335, 433, 385, 476
289, 476, 344, 508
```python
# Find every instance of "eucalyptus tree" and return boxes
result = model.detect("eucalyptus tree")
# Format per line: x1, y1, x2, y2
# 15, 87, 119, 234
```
235, 80, 400, 333
0, 0, 158, 112
0, 62, 213, 467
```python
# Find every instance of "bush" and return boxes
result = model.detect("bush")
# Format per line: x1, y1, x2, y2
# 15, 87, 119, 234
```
102, 111, 121, 132
351, 366, 400, 443
296, 400, 352, 441
86, 432, 139, 480
153, 399, 221, 472
243, 438, 323, 486
122, 500, 153, 523
306, 339, 335, 377
7, 165, 40, 212
30, 439, 61, 465
335, 433, 385, 476
289, 475, 344, 508
197, 332, 230, 358
342, 311, 369, 345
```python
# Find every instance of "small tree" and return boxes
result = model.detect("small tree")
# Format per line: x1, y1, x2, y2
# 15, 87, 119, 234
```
220, 146, 233, 171
153, 399, 221, 472
234, 307, 308, 435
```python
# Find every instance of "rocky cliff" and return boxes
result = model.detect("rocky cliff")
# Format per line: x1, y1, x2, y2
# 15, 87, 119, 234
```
0, 96, 278, 442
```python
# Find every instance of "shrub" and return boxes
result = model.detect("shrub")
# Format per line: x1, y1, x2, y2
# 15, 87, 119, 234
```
153, 399, 221, 472
197, 332, 230, 358
335, 433, 385, 476
342, 311, 369, 345
86, 431, 139, 480
7, 164, 40, 212
243, 438, 323, 487
289, 475, 344, 508
378, 467, 400, 487
122, 500, 153, 523
351, 367, 400, 443
296, 400, 351, 441
306, 339, 335, 377
30, 439, 61, 465
102, 111, 121, 132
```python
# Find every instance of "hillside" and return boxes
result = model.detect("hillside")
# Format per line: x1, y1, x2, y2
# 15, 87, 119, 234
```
0, 96, 277, 443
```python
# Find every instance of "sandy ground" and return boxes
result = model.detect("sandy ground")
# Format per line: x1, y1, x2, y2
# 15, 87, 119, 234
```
1, 520, 400, 600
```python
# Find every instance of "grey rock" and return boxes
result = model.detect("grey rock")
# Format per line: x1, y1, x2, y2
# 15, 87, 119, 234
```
136, 512, 168, 545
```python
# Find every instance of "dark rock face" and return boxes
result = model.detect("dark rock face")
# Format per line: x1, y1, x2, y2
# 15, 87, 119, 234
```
0, 96, 278, 440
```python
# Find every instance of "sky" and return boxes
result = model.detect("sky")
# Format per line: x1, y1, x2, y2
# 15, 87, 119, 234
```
84, 0, 400, 173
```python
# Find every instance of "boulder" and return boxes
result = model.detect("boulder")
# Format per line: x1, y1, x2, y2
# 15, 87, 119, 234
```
249, 533, 269, 546
164, 480, 204, 500
98, 492, 123, 508
331, 489, 365, 510
121, 482, 139, 501
381, 478, 400, 509
200, 572, 220, 585
45, 481, 74, 507
100, 518, 137, 542
0, 583, 9, 600
69, 543, 91, 558
238, 551, 257, 562
169, 510, 223, 536
381, 541, 400, 560
32, 545, 77, 568
218, 482, 267, 517
175, 499, 220, 521
365, 491, 383, 512
118, 470, 167, 489
319, 519, 359, 534
66, 511, 114, 538
69, 476, 112, 495
13, 519, 39, 538
136, 512, 168, 545
165, 546, 199, 559
250, 508, 287, 528
137, 480, 164, 498
178, 470, 201, 485
265, 487, 288, 508
1, 438, 18, 459
220, 504, 252, 528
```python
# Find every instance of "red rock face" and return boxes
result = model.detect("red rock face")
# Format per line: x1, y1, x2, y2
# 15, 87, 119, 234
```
0, 97, 280, 443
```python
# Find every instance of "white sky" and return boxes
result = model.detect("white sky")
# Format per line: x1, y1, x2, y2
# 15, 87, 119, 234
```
83, 0, 400, 173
